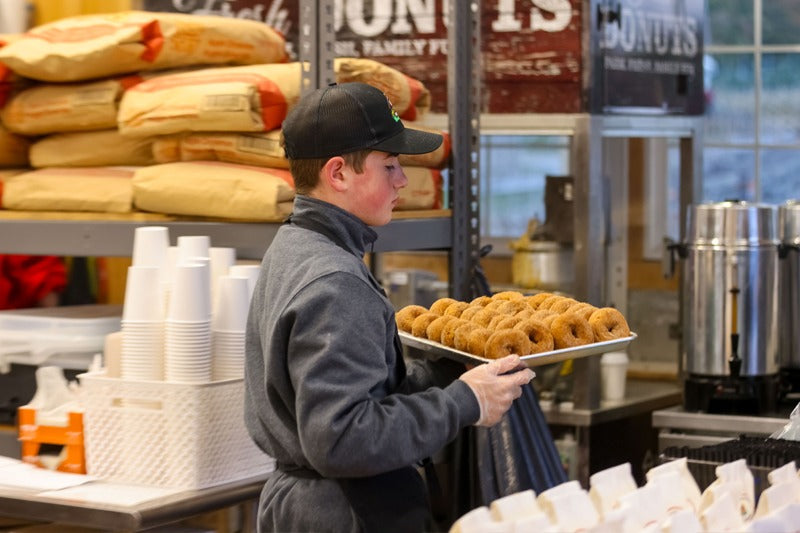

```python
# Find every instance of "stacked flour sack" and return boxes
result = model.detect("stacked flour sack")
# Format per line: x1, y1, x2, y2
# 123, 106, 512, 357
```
119, 225, 258, 383
450, 459, 800, 532
0, 11, 288, 216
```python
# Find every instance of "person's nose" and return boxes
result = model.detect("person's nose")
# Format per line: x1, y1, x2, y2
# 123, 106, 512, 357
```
396, 167, 409, 189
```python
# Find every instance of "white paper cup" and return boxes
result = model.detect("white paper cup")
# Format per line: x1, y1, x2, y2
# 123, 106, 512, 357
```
601, 351, 629, 402
131, 226, 169, 269
167, 262, 211, 322
229, 264, 261, 302
122, 265, 164, 322
176, 235, 211, 263
212, 276, 250, 332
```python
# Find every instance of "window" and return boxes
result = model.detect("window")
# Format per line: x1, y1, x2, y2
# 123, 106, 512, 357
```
703, 0, 800, 203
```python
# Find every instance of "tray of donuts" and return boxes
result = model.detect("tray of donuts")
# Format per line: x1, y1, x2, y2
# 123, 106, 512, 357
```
395, 291, 636, 368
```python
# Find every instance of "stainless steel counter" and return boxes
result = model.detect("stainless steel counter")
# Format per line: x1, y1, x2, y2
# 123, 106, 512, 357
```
0, 474, 267, 532
652, 405, 789, 450
542, 379, 682, 427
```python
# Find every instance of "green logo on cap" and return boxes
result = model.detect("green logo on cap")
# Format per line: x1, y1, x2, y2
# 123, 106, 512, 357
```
386, 95, 400, 122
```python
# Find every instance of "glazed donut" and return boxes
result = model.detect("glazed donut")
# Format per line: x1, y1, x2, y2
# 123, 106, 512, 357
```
459, 305, 484, 322
491, 290, 524, 301
426, 315, 456, 343
444, 301, 471, 318
550, 298, 579, 314
469, 296, 493, 308
453, 322, 480, 352
589, 307, 631, 341
568, 303, 598, 322
514, 318, 555, 354
396, 305, 428, 333
494, 316, 523, 331
430, 297, 458, 315
411, 312, 441, 338
550, 313, 594, 349
466, 327, 493, 357
525, 292, 554, 309
484, 329, 533, 359
441, 318, 470, 348
470, 308, 500, 328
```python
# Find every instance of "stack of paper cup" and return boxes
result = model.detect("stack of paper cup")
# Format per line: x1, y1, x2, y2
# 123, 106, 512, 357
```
120, 265, 165, 381
229, 264, 261, 303
165, 262, 212, 383
132, 226, 170, 317
212, 276, 249, 380
209, 247, 236, 309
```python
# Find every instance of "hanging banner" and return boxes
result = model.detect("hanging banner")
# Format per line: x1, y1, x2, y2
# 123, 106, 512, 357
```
591, 0, 705, 115
140, 0, 584, 114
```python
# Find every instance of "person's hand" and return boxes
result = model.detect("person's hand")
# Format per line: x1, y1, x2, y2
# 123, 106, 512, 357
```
459, 355, 536, 427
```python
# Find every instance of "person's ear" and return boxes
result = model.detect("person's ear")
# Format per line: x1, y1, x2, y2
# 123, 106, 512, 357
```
321, 156, 348, 192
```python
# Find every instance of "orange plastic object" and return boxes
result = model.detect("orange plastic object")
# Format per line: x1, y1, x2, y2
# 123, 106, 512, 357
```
17, 406, 86, 474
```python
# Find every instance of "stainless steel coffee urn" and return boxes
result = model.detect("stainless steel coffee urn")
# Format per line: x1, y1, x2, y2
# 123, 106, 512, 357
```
779, 200, 800, 391
678, 201, 780, 414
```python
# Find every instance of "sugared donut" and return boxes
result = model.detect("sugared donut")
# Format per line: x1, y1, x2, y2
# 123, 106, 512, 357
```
525, 292, 554, 309
444, 301, 471, 318
495, 300, 530, 316
469, 296, 493, 307
533, 309, 559, 327
396, 305, 427, 333
568, 303, 598, 322
551, 313, 594, 349
550, 298, 579, 314
441, 318, 470, 348
454, 322, 480, 352
430, 297, 458, 315
411, 312, 440, 338
537, 295, 567, 311
484, 300, 507, 312
491, 290, 524, 301
514, 319, 555, 354
470, 308, 500, 328
514, 309, 534, 321
460, 305, 483, 322
426, 315, 456, 343
589, 307, 631, 341
466, 327, 493, 357
494, 316, 523, 331
484, 329, 533, 359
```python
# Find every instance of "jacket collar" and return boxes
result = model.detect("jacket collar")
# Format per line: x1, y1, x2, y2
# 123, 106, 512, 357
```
291, 195, 378, 257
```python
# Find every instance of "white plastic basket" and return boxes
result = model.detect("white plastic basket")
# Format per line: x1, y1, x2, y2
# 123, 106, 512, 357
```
78, 372, 275, 489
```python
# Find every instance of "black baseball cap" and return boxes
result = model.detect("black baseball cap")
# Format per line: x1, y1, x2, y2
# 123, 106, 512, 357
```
281, 82, 443, 159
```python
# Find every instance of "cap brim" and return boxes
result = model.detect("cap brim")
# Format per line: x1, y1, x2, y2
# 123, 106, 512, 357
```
370, 127, 443, 155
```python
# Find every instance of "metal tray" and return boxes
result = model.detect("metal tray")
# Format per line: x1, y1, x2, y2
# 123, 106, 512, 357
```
399, 331, 637, 368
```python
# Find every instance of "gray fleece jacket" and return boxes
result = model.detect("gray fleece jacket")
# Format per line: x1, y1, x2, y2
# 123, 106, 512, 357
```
244, 195, 480, 532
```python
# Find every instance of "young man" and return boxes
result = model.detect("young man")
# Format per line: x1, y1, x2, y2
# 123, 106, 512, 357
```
244, 82, 534, 533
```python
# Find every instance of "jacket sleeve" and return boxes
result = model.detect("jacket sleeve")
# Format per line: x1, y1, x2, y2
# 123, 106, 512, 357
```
284, 272, 479, 478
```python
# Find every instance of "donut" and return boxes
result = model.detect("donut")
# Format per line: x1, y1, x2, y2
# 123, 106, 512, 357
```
466, 327, 493, 357
411, 312, 440, 338
568, 303, 598, 322
494, 316, 523, 330
459, 305, 483, 322
491, 290, 524, 301
550, 298, 579, 314
444, 301, 471, 318
469, 296, 493, 307
514, 309, 534, 321
589, 307, 631, 341
470, 308, 500, 328
430, 297, 458, 315
538, 295, 567, 311
525, 292, 554, 309
484, 329, 533, 359
551, 313, 594, 349
514, 319, 554, 354
484, 299, 507, 312
396, 305, 427, 333
533, 309, 559, 327
494, 300, 529, 316
426, 315, 456, 343
454, 322, 480, 352
441, 318, 469, 348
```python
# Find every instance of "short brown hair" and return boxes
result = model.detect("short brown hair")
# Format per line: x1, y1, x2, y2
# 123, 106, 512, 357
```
288, 150, 372, 195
